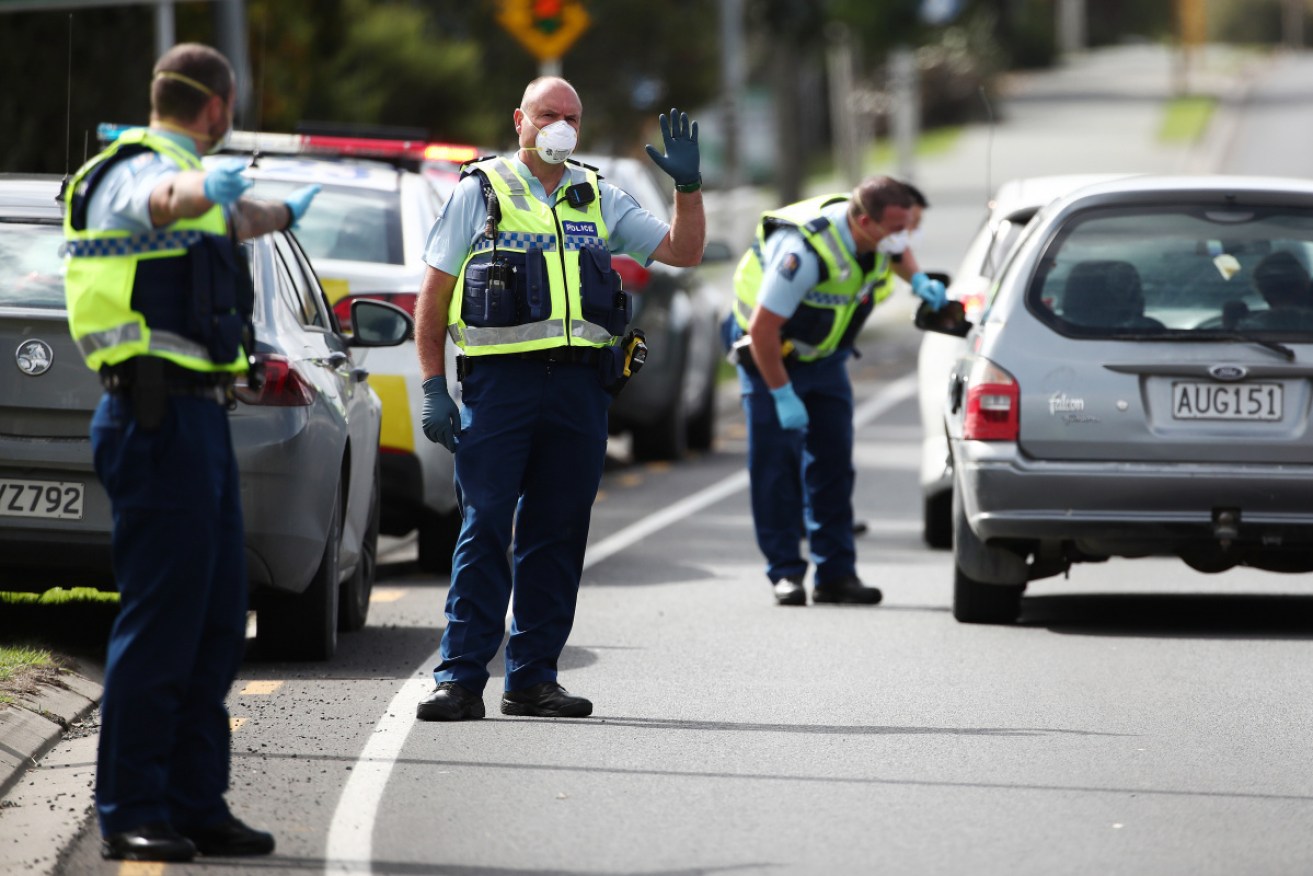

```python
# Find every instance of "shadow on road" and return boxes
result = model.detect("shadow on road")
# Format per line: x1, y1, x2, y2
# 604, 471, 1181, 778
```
1021, 591, 1313, 640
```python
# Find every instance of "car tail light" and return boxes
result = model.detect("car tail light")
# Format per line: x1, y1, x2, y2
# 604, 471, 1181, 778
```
332, 292, 418, 331
611, 255, 651, 293
235, 354, 315, 407
963, 357, 1019, 441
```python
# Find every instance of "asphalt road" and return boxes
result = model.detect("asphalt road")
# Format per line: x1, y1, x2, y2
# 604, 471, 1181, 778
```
8, 44, 1313, 876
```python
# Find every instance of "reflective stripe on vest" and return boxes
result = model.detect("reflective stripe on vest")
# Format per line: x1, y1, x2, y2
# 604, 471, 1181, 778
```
448, 157, 620, 356
732, 194, 890, 362
63, 128, 240, 374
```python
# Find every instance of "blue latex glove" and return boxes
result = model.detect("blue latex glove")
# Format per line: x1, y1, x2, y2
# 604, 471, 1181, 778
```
284, 184, 322, 229
769, 382, 809, 431
202, 159, 252, 205
911, 272, 948, 312
644, 108, 701, 188
421, 376, 460, 453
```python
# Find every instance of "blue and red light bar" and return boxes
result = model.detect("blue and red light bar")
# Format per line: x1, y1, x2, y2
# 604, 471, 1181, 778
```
96, 123, 479, 165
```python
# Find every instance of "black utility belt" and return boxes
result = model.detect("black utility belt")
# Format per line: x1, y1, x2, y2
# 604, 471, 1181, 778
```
456, 348, 601, 379
100, 359, 235, 399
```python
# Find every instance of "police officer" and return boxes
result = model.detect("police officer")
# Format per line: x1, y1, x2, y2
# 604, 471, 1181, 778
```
413, 77, 705, 721
63, 43, 319, 862
728, 176, 946, 606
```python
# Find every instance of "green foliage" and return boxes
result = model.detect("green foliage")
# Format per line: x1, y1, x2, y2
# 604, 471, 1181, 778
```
1158, 96, 1216, 144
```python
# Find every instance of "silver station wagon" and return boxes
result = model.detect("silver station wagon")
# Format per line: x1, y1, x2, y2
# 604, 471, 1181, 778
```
0, 174, 411, 660
941, 175, 1313, 623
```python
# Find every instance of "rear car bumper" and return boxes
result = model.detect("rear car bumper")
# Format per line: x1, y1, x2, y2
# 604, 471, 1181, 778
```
956, 440, 1313, 547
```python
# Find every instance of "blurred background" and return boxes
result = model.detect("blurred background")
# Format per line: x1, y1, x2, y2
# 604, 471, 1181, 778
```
0, 0, 1308, 204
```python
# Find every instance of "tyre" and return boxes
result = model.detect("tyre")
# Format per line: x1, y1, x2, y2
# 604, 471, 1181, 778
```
951, 481, 1026, 624
631, 383, 687, 461
338, 461, 380, 633
685, 360, 719, 452
922, 489, 953, 550
417, 507, 460, 574
259, 487, 342, 660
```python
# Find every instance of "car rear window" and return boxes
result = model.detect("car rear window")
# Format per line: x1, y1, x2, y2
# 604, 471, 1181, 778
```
1027, 204, 1313, 337
0, 223, 65, 309
247, 181, 403, 266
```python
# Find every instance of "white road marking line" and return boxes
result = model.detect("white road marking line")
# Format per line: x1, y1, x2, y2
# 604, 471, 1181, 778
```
239, 680, 283, 696
322, 373, 917, 876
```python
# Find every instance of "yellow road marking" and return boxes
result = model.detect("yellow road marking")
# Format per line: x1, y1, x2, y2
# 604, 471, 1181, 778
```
239, 680, 283, 696
645, 461, 672, 473
230, 717, 247, 732
119, 863, 166, 876
369, 588, 407, 603
617, 472, 643, 488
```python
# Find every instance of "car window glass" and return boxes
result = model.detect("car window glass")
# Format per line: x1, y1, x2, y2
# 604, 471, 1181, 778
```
248, 180, 402, 266
271, 232, 327, 329
0, 224, 65, 308
1028, 205, 1313, 336
283, 233, 338, 332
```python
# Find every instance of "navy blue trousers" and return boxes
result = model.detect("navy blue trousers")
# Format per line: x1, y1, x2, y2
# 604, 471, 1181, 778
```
435, 357, 610, 693
90, 393, 247, 835
739, 351, 857, 585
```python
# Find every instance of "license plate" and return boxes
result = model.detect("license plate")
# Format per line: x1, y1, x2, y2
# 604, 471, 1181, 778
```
1172, 381, 1282, 421
0, 478, 85, 520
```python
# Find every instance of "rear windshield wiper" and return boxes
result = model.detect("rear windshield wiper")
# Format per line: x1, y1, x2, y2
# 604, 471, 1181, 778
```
1155, 330, 1296, 362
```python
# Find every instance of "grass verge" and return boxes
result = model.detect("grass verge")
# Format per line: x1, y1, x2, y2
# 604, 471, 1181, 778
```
1158, 96, 1216, 143
0, 644, 59, 706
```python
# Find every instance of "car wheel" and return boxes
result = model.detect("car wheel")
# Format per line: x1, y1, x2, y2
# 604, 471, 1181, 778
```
259, 487, 342, 660
951, 480, 1026, 624
685, 360, 719, 452
339, 461, 380, 633
632, 383, 688, 462
922, 489, 953, 550
417, 507, 460, 574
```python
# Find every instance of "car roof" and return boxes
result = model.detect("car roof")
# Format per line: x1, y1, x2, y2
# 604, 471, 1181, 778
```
990, 174, 1137, 218
0, 174, 64, 220
220, 155, 407, 192
1046, 174, 1313, 205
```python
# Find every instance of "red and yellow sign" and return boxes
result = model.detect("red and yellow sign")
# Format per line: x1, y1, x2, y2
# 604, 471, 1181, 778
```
497, 0, 591, 62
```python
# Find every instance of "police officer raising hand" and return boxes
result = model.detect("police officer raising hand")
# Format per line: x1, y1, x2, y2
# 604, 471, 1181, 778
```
413, 77, 705, 723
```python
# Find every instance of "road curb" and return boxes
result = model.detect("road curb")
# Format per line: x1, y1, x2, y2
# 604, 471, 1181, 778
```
0, 672, 101, 801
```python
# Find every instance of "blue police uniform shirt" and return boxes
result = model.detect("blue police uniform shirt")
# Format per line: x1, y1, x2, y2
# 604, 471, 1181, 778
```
423, 155, 670, 275
86, 128, 200, 232
757, 201, 856, 319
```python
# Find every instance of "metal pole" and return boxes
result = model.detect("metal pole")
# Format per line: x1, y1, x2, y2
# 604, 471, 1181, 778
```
213, 0, 252, 122
719, 0, 745, 188
1283, 0, 1304, 50
154, 0, 175, 59
826, 23, 859, 188
1057, 0, 1086, 56
890, 45, 918, 183
539, 58, 562, 77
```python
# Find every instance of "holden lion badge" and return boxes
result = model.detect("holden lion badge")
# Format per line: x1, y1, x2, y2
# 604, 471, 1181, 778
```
15, 339, 53, 376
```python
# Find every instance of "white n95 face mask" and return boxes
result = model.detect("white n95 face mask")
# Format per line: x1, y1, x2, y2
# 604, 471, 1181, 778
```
877, 229, 910, 256
534, 120, 577, 164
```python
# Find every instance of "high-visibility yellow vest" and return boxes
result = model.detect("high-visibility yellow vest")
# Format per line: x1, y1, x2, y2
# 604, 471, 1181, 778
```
63, 127, 248, 374
733, 194, 892, 362
447, 157, 627, 357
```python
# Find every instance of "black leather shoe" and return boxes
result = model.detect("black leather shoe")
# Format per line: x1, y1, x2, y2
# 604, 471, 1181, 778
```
417, 681, 485, 721
772, 576, 806, 606
180, 816, 275, 857
501, 681, 593, 717
101, 823, 196, 862
812, 576, 883, 605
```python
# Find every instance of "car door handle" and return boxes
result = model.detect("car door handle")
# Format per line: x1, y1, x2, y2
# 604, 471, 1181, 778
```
351, 367, 369, 383
326, 351, 349, 369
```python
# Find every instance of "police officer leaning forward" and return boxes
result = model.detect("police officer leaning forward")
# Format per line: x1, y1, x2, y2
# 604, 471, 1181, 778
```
63, 43, 319, 862
413, 77, 706, 721
728, 176, 946, 607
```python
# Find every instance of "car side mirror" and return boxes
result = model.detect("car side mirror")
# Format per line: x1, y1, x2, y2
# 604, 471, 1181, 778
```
914, 299, 973, 338
348, 299, 413, 347
702, 240, 733, 264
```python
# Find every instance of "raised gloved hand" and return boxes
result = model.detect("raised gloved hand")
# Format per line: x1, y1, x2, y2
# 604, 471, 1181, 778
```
421, 376, 460, 453
202, 159, 252, 205
644, 108, 701, 190
770, 382, 808, 431
284, 184, 322, 230
911, 272, 948, 312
